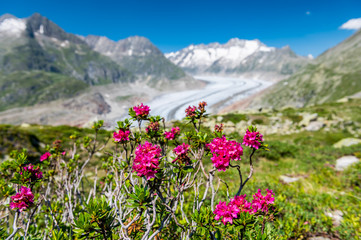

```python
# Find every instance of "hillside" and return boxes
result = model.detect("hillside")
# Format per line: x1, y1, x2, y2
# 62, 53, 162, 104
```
249, 29, 361, 109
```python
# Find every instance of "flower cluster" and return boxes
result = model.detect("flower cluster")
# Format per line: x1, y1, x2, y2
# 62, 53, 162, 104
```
185, 101, 208, 118
22, 164, 43, 182
214, 189, 275, 225
172, 143, 191, 165
243, 129, 264, 149
133, 103, 150, 119
198, 101, 207, 113
146, 121, 160, 134
9, 186, 34, 212
133, 141, 161, 180
113, 129, 130, 143
164, 126, 180, 140
40, 152, 51, 162
250, 189, 275, 214
185, 105, 197, 118
214, 195, 251, 225
207, 136, 243, 171
214, 123, 223, 133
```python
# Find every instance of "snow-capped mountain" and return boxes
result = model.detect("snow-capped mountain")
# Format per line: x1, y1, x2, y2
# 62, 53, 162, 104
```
166, 38, 309, 80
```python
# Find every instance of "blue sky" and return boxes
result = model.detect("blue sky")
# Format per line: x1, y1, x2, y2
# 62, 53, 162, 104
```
2, 0, 361, 57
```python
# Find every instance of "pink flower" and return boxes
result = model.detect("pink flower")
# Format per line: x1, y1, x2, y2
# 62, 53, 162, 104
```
133, 103, 150, 118
214, 195, 251, 225
40, 152, 51, 162
164, 127, 180, 140
231, 195, 252, 213
206, 136, 243, 171
113, 129, 130, 143
9, 186, 34, 212
185, 105, 197, 118
250, 189, 274, 214
22, 164, 43, 182
173, 143, 189, 156
243, 129, 264, 149
133, 141, 161, 180
172, 143, 191, 164
61, 151, 66, 156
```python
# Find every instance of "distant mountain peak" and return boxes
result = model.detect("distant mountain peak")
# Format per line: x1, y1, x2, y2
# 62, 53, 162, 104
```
165, 38, 308, 79
26, 13, 84, 44
84, 34, 162, 57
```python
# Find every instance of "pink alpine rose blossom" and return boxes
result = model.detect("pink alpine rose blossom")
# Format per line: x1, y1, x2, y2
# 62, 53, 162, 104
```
133, 141, 161, 180
133, 103, 150, 118
172, 143, 191, 164
113, 129, 130, 143
22, 164, 43, 182
250, 189, 275, 214
164, 126, 180, 140
214, 195, 251, 225
185, 105, 197, 118
206, 136, 243, 171
9, 186, 34, 212
243, 129, 264, 149
40, 152, 51, 162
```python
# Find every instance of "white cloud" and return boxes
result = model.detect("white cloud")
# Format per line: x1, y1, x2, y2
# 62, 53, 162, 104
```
340, 18, 361, 30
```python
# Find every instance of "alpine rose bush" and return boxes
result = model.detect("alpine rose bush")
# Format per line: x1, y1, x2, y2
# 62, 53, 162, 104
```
207, 136, 243, 171
9, 186, 34, 212
133, 141, 161, 180
1, 100, 275, 240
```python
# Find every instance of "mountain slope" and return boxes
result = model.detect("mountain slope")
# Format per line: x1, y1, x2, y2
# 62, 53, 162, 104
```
83, 35, 186, 80
249, 29, 361, 109
165, 38, 309, 80
0, 13, 134, 85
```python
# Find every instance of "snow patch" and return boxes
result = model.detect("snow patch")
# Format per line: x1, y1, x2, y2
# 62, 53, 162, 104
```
39, 24, 44, 34
0, 18, 26, 37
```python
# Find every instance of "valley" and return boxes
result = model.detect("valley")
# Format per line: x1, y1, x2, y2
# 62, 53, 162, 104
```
145, 76, 273, 121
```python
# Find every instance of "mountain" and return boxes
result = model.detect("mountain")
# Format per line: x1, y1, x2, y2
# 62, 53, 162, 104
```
165, 38, 309, 80
0, 13, 137, 111
83, 35, 186, 80
0, 13, 133, 84
248, 29, 361, 109
0, 13, 191, 112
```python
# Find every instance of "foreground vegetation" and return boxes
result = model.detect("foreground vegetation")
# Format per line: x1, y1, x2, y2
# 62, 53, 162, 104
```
0, 99, 360, 239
